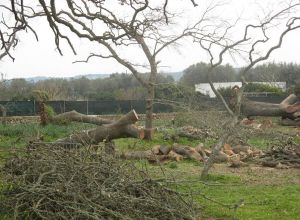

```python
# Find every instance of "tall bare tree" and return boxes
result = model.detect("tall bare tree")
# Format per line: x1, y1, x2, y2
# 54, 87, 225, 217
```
26, 0, 207, 139
191, 1, 300, 177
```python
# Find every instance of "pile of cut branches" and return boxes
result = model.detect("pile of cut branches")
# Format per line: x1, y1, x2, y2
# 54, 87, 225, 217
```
260, 140, 300, 168
1, 144, 196, 219
177, 126, 217, 140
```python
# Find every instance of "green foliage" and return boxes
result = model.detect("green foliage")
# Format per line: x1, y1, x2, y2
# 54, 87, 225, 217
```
247, 137, 275, 149
87, 91, 116, 101
245, 62, 300, 87
287, 85, 300, 95
180, 62, 237, 86
45, 105, 56, 118
217, 83, 284, 97
155, 84, 202, 101
32, 90, 49, 102
217, 87, 235, 97
244, 83, 283, 94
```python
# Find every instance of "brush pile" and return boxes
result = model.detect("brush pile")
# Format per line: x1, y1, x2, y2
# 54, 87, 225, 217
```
177, 126, 217, 140
260, 140, 300, 168
1, 144, 196, 219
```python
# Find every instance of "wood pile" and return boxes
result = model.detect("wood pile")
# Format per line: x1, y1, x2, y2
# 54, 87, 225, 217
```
122, 143, 263, 167
260, 142, 300, 168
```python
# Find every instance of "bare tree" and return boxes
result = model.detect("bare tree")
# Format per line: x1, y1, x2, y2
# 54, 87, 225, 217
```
26, 0, 207, 139
0, 0, 39, 61
191, 1, 300, 177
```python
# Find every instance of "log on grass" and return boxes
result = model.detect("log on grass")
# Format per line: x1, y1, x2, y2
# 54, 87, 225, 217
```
241, 94, 300, 120
173, 145, 203, 161
55, 110, 144, 146
280, 118, 300, 126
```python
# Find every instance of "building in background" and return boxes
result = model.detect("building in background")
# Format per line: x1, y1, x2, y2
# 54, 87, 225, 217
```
195, 82, 286, 98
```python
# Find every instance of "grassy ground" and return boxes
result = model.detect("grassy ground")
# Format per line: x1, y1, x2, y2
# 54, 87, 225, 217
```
0, 113, 300, 219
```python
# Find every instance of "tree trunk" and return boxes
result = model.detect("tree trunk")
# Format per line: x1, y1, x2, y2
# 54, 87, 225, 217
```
38, 101, 48, 126
55, 110, 144, 146
201, 116, 238, 178
144, 66, 157, 140
144, 85, 155, 140
241, 94, 300, 121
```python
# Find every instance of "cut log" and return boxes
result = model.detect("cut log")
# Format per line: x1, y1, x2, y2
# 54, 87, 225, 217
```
240, 94, 300, 122
168, 150, 184, 161
173, 145, 203, 161
280, 119, 300, 126
232, 145, 250, 154
214, 151, 229, 163
195, 144, 208, 159
159, 145, 172, 155
229, 160, 247, 168
55, 110, 144, 146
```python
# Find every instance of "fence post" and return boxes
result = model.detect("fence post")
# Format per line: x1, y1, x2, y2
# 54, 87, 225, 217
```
86, 99, 89, 115
63, 100, 66, 113
33, 99, 36, 115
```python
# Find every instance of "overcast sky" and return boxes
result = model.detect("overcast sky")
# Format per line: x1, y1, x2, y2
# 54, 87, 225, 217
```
1, 0, 300, 79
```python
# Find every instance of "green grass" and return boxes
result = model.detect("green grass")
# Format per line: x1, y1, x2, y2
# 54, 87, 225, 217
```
0, 122, 96, 164
150, 162, 300, 220
293, 136, 300, 145
0, 122, 95, 148
195, 183, 300, 220
247, 137, 275, 149
1, 120, 300, 219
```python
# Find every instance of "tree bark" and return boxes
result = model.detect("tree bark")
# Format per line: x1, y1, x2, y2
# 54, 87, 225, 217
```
241, 94, 300, 121
55, 110, 144, 146
144, 81, 155, 140
201, 116, 238, 178
280, 119, 300, 126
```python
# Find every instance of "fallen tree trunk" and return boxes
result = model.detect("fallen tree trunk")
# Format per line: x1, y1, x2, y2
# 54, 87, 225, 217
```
241, 94, 300, 121
50, 110, 113, 125
55, 110, 144, 146
280, 118, 300, 126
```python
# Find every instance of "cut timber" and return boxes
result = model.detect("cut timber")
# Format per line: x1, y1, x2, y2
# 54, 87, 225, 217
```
50, 110, 112, 125
55, 110, 144, 146
195, 144, 208, 159
159, 145, 172, 155
173, 145, 203, 161
240, 94, 300, 121
280, 119, 300, 126
168, 150, 184, 161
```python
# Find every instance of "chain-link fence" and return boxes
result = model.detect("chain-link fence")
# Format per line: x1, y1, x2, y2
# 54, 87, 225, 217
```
0, 96, 292, 116
0, 100, 175, 116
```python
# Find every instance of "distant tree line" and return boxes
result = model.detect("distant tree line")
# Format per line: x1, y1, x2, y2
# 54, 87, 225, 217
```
1, 62, 299, 101
0, 73, 182, 101
180, 62, 300, 88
